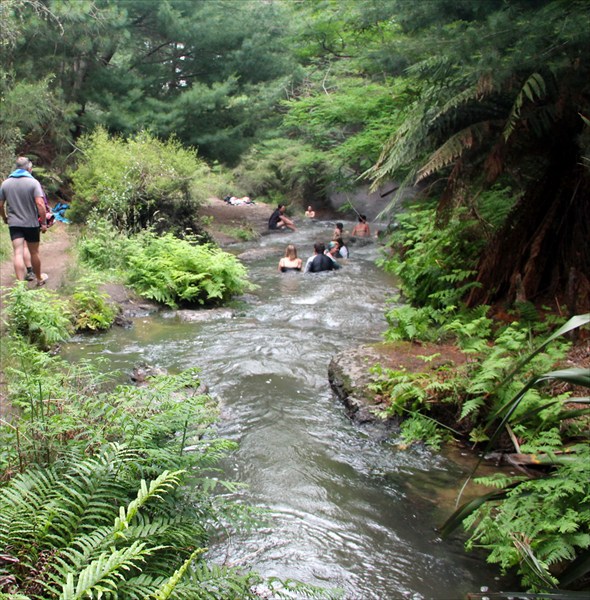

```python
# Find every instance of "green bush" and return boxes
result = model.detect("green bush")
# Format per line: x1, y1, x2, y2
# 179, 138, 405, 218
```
464, 443, 590, 591
2, 282, 73, 350
0, 227, 12, 263
379, 203, 484, 310
69, 128, 208, 232
125, 231, 253, 308
71, 278, 118, 331
232, 137, 333, 205
77, 219, 253, 308
76, 216, 129, 272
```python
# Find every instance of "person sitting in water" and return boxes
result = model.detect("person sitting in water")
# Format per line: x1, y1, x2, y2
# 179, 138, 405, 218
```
305, 242, 339, 273
278, 244, 302, 273
268, 204, 297, 231
325, 241, 344, 267
333, 222, 345, 238
334, 237, 349, 259
351, 214, 370, 237
305, 205, 316, 218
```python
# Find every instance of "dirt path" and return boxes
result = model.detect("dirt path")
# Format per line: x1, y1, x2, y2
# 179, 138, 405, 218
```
0, 221, 72, 306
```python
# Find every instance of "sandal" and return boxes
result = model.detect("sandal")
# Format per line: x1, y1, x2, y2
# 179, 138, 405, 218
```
36, 273, 49, 287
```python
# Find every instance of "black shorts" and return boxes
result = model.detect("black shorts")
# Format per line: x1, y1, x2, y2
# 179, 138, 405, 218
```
9, 226, 40, 244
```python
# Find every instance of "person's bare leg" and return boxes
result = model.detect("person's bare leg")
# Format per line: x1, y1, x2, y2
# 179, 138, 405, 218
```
11, 237, 26, 280
23, 242, 35, 279
24, 243, 32, 270
280, 216, 297, 231
27, 241, 42, 282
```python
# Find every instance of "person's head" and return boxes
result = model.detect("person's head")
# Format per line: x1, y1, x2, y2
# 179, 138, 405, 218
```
334, 237, 345, 248
307, 205, 313, 211
328, 241, 340, 255
314, 242, 325, 255
278, 204, 286, 213
285, 244, 298, 259
358, 214, 367, 223
335, 222, 343, 231
15, 156, 33, 172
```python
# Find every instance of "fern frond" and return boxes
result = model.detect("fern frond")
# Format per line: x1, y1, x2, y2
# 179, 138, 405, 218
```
503, 72, 546, 141
416, 122, 489, 182
57, 541, 154, 600
150, 548, 206, 600
430, 84, 491, 124
113, 470, 183, 538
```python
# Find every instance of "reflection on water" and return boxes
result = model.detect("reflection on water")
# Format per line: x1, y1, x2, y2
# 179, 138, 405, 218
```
62, 219, 504, 599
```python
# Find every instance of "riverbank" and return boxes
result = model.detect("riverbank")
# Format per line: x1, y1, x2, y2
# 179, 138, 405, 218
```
2, 200, 587, 439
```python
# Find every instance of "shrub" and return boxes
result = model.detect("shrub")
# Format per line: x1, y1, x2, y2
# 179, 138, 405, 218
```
71, 278, 117, 331
69, 128, 208, 232
76, 216, 129, 272
2, 282, 73, 350
463, 443, 590, 591
76, 219, 253, 308
125, 231, 253, 308
379, 203, 484, 310
232, 137, 333, 205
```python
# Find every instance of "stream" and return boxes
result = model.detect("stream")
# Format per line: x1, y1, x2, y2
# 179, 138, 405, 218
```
62, 218, 505, 599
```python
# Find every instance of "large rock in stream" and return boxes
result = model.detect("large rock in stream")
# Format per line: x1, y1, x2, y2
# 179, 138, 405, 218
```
328, 341, 468, 433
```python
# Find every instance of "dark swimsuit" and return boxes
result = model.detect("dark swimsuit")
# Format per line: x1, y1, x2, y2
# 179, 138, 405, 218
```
280, 266, 301, 272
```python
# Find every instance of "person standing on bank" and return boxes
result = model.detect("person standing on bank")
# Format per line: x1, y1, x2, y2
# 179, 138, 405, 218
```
0, 157, 48, 286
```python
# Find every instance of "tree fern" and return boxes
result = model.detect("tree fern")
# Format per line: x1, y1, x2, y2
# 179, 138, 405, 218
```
416, 122, 488, 183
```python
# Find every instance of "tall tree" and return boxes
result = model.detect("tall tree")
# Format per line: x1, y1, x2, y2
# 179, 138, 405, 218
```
368, 0, 590, 312
3, 0, 298, 165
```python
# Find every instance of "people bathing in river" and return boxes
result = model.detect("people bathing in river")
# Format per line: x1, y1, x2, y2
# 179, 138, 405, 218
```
324, 240, 342, 269
305, 205, 316, 218
278, 244, 302, 273
350, 214, 370, 238
305, 242, 340, 273
268, 204, 297, 232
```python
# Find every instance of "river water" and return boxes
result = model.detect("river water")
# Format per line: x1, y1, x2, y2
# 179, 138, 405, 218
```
63, 219, 504, 599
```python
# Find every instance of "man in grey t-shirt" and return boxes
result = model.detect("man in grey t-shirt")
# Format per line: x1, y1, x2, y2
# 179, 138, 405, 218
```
0, 157, 48, 285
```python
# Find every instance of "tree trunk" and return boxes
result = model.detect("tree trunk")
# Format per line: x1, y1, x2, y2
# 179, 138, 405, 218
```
467, 131, 590, 313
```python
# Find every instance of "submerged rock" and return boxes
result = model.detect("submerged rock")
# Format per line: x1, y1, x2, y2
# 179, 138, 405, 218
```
173, 308, 234, 322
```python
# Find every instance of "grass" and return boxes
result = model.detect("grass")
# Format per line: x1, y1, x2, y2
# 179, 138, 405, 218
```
0, 228, 12, 262
216, 222, 260, 241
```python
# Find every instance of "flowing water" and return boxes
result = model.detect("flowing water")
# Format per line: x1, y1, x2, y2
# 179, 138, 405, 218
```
63, 219, 505, 599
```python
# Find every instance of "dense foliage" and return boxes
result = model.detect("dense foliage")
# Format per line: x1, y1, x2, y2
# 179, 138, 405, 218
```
2, 279, 117, 350
77, 219, 253, 309
69, 128, 208, 233
368, 0, 590, 310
